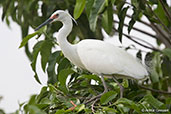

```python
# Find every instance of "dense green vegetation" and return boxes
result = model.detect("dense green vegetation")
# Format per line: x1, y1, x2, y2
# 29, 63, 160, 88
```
0, 0, 171, 113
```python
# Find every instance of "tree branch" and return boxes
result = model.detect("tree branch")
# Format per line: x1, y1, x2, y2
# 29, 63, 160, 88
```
150, 22, 171, 48
128, 35, 157, 48
139, 84, 171, 95
113, 28, 161, 52
126, 15, 152, 28
114, 20, 156, 39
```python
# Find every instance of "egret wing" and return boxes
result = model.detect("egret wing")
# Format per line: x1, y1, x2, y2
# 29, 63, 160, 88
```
76, 39, 147, 79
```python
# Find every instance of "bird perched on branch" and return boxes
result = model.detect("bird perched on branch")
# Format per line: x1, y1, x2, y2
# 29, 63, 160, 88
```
35, 10, 148, 100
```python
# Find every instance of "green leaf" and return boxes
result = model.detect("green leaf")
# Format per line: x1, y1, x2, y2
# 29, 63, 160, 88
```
162, 48, 171, 61
102, 3, 113, 35
47, 51, 61, 84
58, 69, 74, 94
36, 86, 48, 103
75, 104, 85, 112
151, 52, 162, 83
161, 57, 171, 76
102, 107, 117, 113
74, 0, 86, 19
19, 26, 46, 48
89, 0, 105, 31
31, 41, 45, 84
40, 40, 53, 72
36, 104, 49, 110
154, 1, 169, 26
100, 91, 117, 105
85, 0, 94, 18
57, 58, 72, 73
34, 73, 41, 85
115, 98, 141, 113
143, 94, 164, 108
27, 95, 37, 105
27, 105, 46, 114
118, 6, 129, 43
128, 7, 140, 33
19, 31, 39, 48
55, 109, 66, 114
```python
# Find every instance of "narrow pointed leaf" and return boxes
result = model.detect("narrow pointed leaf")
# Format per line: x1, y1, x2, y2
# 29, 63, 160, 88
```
19, 26, 46, 48
19, 31, 39, 48
89, 0, 105, 31
128, 7, 140, 33
74, 0, 86, 19
31, 41, 45, 84
154, 1, 169, 26
102, 3, 113, 35
85, 0, 94, 18
118, 6, 129, 43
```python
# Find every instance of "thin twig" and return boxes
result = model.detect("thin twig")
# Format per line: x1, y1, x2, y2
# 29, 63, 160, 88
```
129, 35, 156, 48
84, 94, 102, 105
113, 28, 161, 52
124, 34, 160, 51
91, 99, 98, 113
126, 15, 152, 28
114, 20, 156, 39
139, 84, 171, 95
150, 22, 171, 48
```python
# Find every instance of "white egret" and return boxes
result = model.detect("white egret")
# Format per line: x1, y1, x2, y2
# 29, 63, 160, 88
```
35, 10, 148, 99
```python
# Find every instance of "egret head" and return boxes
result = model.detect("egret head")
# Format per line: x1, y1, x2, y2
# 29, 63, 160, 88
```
50, 10, 69, 22
35, 10, 76, 31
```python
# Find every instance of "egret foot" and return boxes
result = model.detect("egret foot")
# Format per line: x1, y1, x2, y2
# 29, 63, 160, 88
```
85, 75, 108, 104
112, 76, 124, 98
68, 101, 77, 111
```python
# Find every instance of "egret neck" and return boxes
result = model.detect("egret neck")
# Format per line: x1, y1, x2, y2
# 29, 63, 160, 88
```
57, 16, 85, 69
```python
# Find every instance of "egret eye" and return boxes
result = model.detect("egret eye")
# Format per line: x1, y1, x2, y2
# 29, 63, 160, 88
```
56, 14, 59, 16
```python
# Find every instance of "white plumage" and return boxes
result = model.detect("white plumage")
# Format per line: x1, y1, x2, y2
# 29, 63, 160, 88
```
35, 10, 148, 98
77, 39, 148, 79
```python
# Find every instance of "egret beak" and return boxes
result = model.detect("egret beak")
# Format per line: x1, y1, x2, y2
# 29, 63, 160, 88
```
35, 18, 53, 31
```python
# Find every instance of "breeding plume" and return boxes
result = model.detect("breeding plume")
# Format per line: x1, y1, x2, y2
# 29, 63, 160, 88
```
35, 10, 148, 98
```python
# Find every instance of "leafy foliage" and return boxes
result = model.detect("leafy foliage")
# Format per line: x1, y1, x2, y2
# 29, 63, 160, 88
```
0, 0, 171, 113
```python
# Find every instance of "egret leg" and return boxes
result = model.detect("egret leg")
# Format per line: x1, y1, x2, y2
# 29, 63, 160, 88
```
100, 75, 108, 93
112, 76, 124, 98
84, 75, 108, 104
